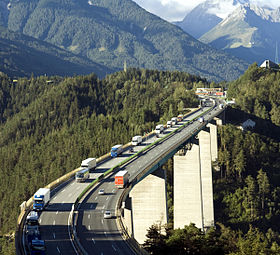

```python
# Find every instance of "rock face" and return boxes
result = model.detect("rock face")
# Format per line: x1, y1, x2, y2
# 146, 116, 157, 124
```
175, 0, 250, 39
200, 4, 280, 63
175, 0, 280, 64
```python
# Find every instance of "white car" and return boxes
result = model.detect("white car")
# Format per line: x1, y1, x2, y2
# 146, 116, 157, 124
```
98, 189, 105, 195
104, 210, 112, 219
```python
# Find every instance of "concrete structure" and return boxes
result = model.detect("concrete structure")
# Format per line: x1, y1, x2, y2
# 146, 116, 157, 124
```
129, 168, 168, 244
260, 59, 279, 69
174, 127, 216, 231
174, 142, 203, 229
207, 123, 218, 162
198, 130, 214, 229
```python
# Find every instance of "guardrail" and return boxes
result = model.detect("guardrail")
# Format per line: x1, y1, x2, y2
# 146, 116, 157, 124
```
70, 106, 217, 254
15, 151, 113, 255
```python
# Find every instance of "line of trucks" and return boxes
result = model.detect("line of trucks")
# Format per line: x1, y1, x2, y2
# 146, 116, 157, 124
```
25, 112, 190, 253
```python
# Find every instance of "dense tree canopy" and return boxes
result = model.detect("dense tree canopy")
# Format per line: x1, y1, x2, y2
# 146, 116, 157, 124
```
0, 68, 203, 254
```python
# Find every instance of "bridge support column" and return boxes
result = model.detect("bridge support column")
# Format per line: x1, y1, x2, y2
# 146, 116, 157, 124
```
129, 167, 168, 244
174, 142, 203, 229
198, 130, 214, 229
207, 123, 218, 162
174, 129, 214, 231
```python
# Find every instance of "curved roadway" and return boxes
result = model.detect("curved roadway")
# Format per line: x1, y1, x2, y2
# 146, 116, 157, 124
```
33, 103, 223, 255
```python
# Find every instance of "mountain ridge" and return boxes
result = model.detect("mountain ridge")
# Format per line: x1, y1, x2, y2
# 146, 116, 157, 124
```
0, 25, 111, 78
1, 0, 248, 81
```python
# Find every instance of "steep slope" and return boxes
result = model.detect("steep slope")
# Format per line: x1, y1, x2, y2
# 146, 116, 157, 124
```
200, 4, 280, 64
175, 0, 249, 39
4, 0, 248, 81
0, 26, 111, 77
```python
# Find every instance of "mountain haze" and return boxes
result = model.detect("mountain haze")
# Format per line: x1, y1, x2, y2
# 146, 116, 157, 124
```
3, 0, 248, 81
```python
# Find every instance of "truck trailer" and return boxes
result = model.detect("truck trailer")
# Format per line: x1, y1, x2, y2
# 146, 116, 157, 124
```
155, 124, 164, 134
166, 121, 172, 128
111, 144, 123, 157
171, 117, 177, 125
33, 188, 50, 211
115, 170, 129, 188
131, 136, 142, 146
81, 158, 96, 170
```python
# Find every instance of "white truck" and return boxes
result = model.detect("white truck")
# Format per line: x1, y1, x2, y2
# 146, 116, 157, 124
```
81, 158, 96, 170
33, 188, 50, 211
167, 121, 172, 128
171, 117, 177, 125
132, 135, 142, 146
155, 124, 164, 134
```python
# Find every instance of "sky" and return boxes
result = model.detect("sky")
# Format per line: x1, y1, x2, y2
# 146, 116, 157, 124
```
132, 0, 280, 22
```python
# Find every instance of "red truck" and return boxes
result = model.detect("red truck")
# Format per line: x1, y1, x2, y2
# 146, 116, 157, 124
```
115, 170, 129, 188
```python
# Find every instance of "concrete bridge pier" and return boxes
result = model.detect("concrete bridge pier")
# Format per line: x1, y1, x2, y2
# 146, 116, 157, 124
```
124, 167, 168, 244
174, 126, 216, 231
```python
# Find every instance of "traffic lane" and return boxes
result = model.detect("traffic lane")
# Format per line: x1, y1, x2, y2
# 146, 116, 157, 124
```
40, 206, 76, 255
39, 180, 88, 255
75, 107, 216, 254
77, 179, 134, 255
126, 124, 200, 179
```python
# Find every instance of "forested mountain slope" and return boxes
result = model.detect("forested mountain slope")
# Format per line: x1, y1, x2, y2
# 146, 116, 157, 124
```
0, 69, 204, 254
143, 65, 280, 254
3, 0, 248, 81
0, 26, 110, 77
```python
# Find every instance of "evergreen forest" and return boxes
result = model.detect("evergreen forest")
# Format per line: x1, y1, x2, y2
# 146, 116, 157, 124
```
1, 64, 280, 254
143, 65, 280, 254
0, 69, 203, 254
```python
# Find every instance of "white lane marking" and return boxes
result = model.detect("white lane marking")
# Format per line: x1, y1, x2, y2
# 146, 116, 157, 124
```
61, 189, 66, 193
53, 220, 56, 225
57, 246, 61, 253
92, 238, 95, 244
102, 205, 105, 209
70, 182, 74, 186
106, 196, 109, 201
53, 232, 56, 239
68, 193, 72, 197
56, 211, 59, 215
95, 196, 98, 200
88, 225, 91, 230
101, 219, 104, 224
88, 214, 91, 219
112, 189, 115, 193
68, 209, 79, 255
112, 244, 117, 251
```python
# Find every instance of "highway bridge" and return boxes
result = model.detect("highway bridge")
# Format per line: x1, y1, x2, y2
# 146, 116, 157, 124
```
16, 99, 225, 255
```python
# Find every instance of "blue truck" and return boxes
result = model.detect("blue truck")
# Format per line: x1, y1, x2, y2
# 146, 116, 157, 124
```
33, 188, 50, 211
111, 144, 123, 157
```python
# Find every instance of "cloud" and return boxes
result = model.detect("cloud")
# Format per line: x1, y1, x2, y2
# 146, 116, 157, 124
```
133, 0, 280, 21
133, 0, 205, 21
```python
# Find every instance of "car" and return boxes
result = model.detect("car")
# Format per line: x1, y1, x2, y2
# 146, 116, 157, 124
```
98, 189, 105, 195
104, 210, 112, 219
